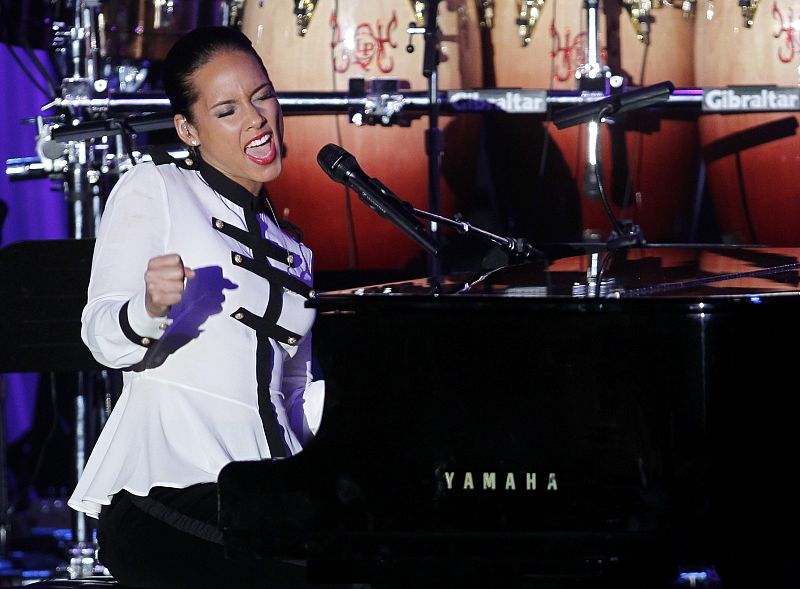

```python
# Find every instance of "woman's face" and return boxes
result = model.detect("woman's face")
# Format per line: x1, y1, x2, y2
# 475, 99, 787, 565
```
177, 49, 283, 195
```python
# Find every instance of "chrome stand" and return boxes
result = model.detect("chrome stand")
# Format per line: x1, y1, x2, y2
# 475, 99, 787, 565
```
576, 0, 611, 204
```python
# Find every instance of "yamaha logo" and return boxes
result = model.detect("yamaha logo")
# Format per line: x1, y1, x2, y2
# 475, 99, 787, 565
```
440, 471, 559, 492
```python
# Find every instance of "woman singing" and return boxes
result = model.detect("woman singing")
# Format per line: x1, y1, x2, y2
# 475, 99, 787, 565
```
68, 26, 324, 588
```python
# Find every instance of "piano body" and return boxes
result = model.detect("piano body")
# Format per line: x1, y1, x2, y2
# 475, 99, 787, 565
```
218, 245, 800, 587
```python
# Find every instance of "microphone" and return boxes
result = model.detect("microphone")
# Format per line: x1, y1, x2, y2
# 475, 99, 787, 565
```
317, 144, 440, 256
552, 80, 675, 129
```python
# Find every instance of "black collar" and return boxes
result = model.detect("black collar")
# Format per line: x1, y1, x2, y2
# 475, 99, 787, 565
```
196, 156, 265, 214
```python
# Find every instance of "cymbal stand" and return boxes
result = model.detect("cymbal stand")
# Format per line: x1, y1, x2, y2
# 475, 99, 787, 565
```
422, 0, 443, 280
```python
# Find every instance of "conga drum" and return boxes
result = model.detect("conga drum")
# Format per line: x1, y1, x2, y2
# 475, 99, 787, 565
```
694, 2, 800, 245
487, 0, 697, 242
242, 1, 483, 271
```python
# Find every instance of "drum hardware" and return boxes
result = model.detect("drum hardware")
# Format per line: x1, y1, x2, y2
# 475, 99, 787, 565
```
410, 0, 426, 25
516, 0, 546, 47
406, 1, 430, 53
738, 0, 759, 27
620, 0, 656, 45
102, 62, 149, 93
406, 22, 427, 52
5, 157, 52, 182
676, 0, 696, 19
225, 0, 247, 28
475, 0, 495, 29
621, 0, 695, 45
43, 92, 172, 112
28, 1, 134, 576
294, 0, 318, 36
571, 276, 618, 297
347, 78, 413, 126
35, 116, 69, 175
575, 0, 610, 92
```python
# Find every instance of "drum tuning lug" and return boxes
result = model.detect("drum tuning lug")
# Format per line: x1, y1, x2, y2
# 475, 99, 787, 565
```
738, 0, 759, 27
680, 0, 696, 18
294, 0, 317, 37
225, 0, 247, 28
516, 0, 545, 47
621, 1, 655, 45
476, 0, 495, 29
409, 1, 426, 27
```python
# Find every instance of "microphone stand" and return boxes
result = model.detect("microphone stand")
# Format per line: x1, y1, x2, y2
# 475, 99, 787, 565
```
422, 0, 443, 281
409, 205, 541, 263
551, 81, 675, 249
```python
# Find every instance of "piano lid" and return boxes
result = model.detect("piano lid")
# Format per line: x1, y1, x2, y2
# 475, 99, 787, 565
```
315, 245, 800, 301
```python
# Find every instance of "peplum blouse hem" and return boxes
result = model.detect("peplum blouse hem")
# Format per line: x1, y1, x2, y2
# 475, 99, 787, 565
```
68, 377, 283, 519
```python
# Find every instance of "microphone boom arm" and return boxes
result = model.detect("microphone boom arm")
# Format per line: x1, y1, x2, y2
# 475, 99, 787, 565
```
388, 192, 540, 260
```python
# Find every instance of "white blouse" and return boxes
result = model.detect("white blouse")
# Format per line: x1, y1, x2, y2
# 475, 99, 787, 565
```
68, 157, 324, 519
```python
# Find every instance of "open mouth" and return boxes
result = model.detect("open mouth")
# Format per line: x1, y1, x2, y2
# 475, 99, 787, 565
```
245, 132, 276, 164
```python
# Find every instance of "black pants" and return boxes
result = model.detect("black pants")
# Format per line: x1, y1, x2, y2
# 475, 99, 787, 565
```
98, 483, 311, 589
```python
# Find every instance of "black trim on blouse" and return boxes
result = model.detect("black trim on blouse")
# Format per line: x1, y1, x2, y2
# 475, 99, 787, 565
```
197, 156, 265, 213
212, 217, 297, 268
194, 155, 311, 459
119, 301, 155, 348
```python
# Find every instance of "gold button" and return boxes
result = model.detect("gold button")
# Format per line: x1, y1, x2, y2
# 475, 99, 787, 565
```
141, 337, 151, 346
287, 254, 295, 265
308, 290, 316, 298
287, 337, 297, 345
234, 254, 242, 264
185, 158, 194, 166
215, 219, 224, 229
234, 312, 244, 320
158, 323, 168, 331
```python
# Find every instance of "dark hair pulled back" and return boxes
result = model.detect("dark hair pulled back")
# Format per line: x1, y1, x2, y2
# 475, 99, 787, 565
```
162, 26, 264, 121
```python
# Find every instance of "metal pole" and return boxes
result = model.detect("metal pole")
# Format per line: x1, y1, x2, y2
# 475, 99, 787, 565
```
423, 0, 443, 281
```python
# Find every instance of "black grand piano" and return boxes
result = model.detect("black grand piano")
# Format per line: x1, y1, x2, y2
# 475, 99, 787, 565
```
218, 244, 800, 588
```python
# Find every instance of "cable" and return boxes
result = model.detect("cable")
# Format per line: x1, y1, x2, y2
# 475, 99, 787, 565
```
593, 103, 626, 240
20, 42, 59, 98
2, 44, 53, 99
0, 1, 58, 100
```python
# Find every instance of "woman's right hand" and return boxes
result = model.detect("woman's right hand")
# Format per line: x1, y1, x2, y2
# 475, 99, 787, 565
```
144, 254, 196, 318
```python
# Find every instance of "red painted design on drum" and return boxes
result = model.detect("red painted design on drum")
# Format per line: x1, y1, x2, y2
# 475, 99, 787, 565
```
331, 12, 399, 73
549, 22, 588, 83
772, 2, 800, 63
